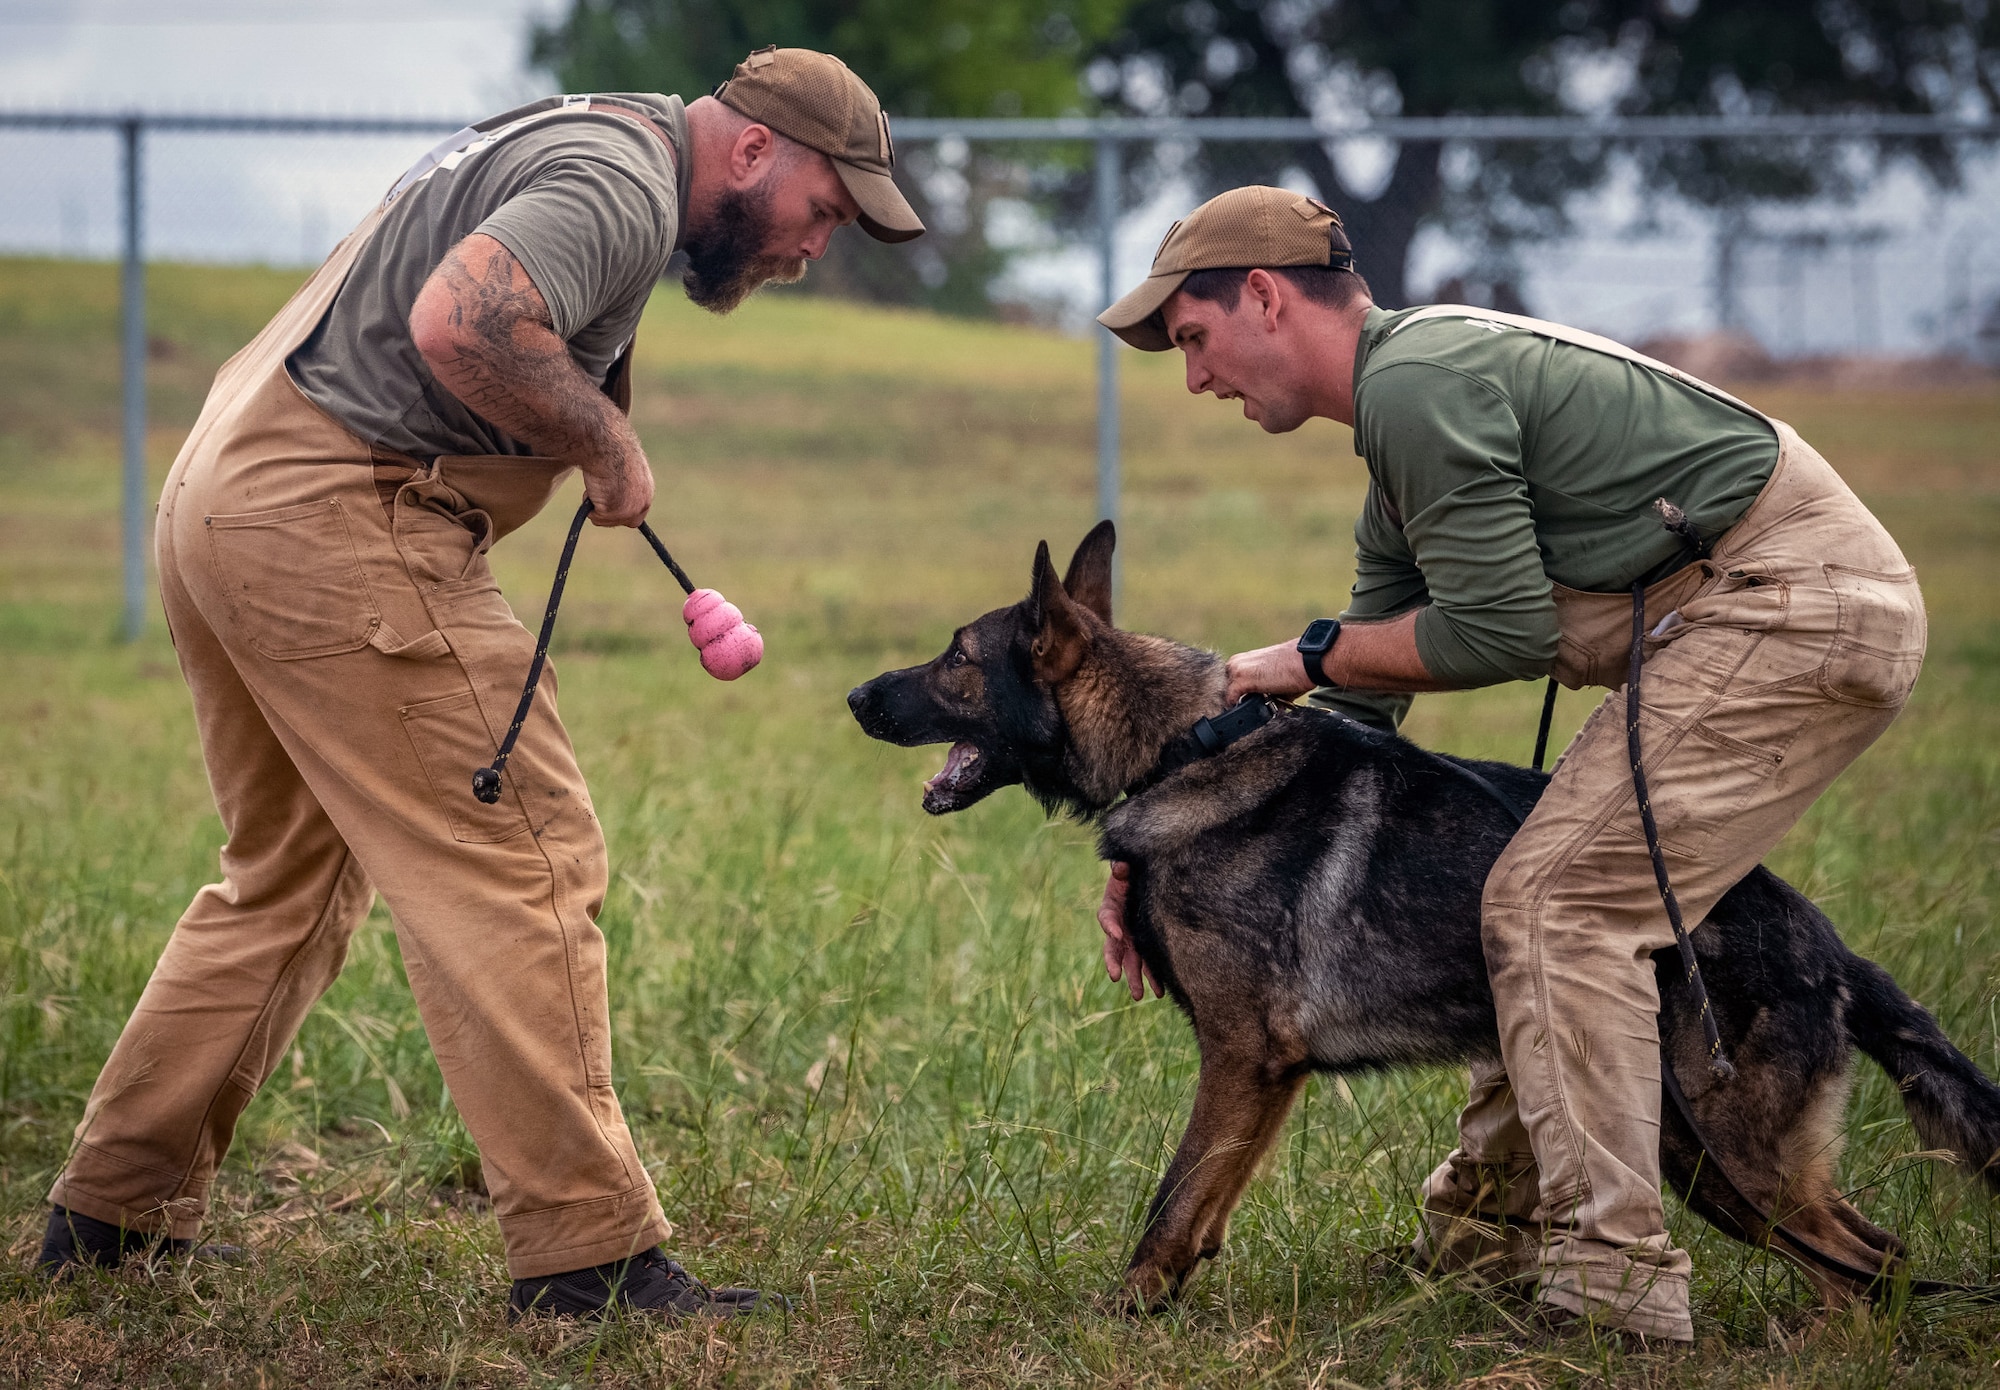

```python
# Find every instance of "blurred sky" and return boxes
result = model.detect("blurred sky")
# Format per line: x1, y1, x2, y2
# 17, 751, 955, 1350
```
0, 0, 569, 271
0, 0, 563, 114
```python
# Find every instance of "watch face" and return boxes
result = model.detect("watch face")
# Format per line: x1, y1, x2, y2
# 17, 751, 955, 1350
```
1301, 618, 1340, 651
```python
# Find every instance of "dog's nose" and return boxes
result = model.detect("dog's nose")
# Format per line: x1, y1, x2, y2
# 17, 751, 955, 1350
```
846, 685, 866, 715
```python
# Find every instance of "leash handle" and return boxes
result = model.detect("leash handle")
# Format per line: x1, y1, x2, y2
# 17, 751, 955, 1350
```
471, 497, 594, 804
1627, 580, 1733, 1080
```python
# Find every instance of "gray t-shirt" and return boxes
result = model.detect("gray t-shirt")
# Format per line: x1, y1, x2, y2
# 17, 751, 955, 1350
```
289, 93, 688, 460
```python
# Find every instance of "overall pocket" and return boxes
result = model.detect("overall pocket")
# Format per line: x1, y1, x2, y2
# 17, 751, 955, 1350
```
1819, 564, 1926, 707
1676, 560, 1790, 633
205, 498, 381, 660
393, 475, 494, 588
399, 689, 531, 843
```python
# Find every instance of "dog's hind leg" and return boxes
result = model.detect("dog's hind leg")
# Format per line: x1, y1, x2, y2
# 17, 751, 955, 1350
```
1122, 1040, 1306, 1311
1666, 1063, 1897, 1311
1828, 1198, 1903, 1260
1765, 1077, 1908, 1311
1764, 1182, 1904, 1311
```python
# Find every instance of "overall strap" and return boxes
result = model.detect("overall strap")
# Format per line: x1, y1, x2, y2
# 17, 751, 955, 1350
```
1385, 303, 1767, 421
385, 95, 678, 206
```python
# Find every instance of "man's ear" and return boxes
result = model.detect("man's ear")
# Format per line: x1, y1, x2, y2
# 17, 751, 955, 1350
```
1029, 540, 1089, 684
730, 122, 778, 184
1245, 267, 1284, 330
1062, 520, 1116, 625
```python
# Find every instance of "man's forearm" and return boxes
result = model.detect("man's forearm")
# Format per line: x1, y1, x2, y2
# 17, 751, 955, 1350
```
1223, 606, 1458, 705
413, 234, 642, 459
1324, 609, 1459, 693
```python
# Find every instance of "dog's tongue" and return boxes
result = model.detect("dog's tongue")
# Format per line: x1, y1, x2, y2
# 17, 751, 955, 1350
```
925, 741, 980, 793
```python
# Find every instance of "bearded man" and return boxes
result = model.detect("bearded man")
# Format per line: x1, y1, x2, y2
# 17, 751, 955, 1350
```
38, 47, 922, 1320
1093, 186, 1924, 1342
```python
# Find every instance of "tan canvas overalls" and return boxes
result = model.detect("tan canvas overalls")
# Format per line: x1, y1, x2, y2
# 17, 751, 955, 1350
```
1391, 307, 1927, 1339
49, 103, 676, 1279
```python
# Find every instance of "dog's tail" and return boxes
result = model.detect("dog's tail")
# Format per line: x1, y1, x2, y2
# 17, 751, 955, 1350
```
1846, 953, 2000, 1195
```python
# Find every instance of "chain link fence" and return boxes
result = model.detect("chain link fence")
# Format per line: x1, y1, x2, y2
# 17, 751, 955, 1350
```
3, 108, 1997, 636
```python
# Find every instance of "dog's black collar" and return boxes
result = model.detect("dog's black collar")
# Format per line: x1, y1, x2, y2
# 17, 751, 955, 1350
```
1123, 694, 1281, 799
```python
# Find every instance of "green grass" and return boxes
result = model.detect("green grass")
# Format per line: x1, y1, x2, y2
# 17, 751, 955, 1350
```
1, 254, 1998, 1387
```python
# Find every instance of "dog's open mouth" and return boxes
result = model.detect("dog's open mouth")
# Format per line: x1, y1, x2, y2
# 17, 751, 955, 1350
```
922, 741, 984, 814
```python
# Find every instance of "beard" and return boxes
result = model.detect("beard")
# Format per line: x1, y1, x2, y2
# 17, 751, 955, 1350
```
681, 182, 808, 314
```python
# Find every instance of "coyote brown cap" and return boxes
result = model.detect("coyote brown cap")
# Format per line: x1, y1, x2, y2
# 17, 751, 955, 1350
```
1098, 185, 1354, 350
714, 46, 925, 243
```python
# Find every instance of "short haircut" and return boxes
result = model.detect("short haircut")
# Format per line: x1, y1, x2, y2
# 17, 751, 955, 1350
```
1175, 264, 1373, 316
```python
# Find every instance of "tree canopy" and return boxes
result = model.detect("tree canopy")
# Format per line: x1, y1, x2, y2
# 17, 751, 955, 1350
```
531, 0, 1132, 313
531, 1, 1999, 315
531, 0, 1128, 119
1091, 0, 2000, 306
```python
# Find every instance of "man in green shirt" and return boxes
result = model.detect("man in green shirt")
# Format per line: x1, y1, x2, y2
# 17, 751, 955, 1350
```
1094, 186, 1925, 1341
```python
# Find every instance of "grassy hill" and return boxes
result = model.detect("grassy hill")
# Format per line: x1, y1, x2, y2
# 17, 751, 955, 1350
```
1, 256, 1997, 1386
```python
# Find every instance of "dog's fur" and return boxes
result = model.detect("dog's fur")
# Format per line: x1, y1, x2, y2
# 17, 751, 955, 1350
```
848, 522, 2000, 1310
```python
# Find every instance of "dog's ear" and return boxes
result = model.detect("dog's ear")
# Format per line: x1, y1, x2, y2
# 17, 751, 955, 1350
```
1062, 520, 1115, 625
1029, 539, 1089, 683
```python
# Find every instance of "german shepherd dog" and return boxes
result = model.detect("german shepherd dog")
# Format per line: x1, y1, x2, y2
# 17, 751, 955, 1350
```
847, 522, 2000, 1311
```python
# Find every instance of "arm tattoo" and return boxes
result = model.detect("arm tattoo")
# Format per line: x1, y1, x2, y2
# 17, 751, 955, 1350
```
419, 237, 635, 472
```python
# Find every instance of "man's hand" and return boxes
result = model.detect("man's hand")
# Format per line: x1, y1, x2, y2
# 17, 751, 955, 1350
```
1226, 612, 1455, 703
1099, 862, 1161, 1001
578, 441, 654, 528
1224, 641, 1314, 706
409, 233, 654, 527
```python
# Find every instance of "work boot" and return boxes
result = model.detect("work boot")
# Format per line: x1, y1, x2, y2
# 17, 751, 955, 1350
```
1411, 1210, 1543, 1290
36, 1204, 188, 1277
1530, 1300, 1686, 1350
506, 1246, 783, 1322
1414, 1148, 1546, 1290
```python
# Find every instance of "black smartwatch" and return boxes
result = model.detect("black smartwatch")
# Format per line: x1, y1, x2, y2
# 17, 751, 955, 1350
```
1297, 618, 1341, 688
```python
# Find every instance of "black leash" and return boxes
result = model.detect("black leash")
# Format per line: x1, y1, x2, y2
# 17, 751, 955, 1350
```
1625, 580, 1734, 1082
1516, 586, 1728, 1073
638, 519, 697, 597
1531, 676, 1559, 772
470, 497, 699, 805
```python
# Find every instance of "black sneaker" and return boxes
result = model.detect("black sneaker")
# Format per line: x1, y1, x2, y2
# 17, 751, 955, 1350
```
36, 1204, 248, 1278
36, 1205, 190, 1276
506, 1246, 782, 1322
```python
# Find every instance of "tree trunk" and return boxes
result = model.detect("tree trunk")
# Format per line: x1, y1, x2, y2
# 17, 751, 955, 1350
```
1294, 140, 1443, 310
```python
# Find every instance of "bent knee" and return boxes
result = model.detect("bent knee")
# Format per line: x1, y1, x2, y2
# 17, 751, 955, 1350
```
1481, 837, 1544, 922
1480, 831, 1563, 974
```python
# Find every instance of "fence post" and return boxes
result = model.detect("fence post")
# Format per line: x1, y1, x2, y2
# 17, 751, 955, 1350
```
120, 115, 146, 642
1094, 135, 1121, 605
1711, 207, 1743, 335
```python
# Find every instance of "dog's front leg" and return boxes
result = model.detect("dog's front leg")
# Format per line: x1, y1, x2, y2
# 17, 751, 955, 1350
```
1122, 1043, 1306, 1311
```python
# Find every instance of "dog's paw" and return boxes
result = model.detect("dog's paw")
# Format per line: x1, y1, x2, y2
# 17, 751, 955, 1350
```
1116, 1263, 1180, 1315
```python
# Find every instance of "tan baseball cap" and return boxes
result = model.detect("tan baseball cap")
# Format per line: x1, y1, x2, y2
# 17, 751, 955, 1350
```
715, 46, 925, 244
1098, 185, 1355, 350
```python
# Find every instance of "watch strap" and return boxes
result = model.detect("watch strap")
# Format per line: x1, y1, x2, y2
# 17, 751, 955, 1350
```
1297, 618, 1340, 688
1300, 644, 1329, 688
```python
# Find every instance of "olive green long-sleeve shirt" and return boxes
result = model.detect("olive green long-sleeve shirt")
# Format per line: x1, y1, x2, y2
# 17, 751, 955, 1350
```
1314, 306, 1777, 733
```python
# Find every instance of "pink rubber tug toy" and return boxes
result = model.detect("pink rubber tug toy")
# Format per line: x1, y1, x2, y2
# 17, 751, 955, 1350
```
683, 588, 764, 681
470, 498, 759, 804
